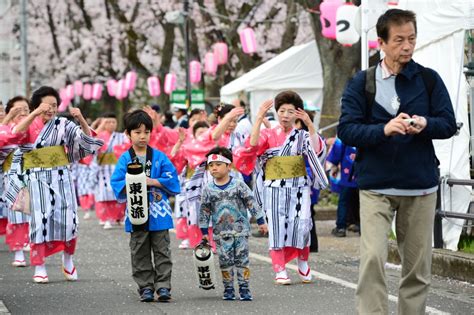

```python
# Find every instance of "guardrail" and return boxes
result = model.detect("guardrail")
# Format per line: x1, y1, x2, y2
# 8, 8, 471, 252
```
433, 178, 474, 248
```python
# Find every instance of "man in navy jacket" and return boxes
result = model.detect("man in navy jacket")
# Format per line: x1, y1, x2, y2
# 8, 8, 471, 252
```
338, 9, 456, 315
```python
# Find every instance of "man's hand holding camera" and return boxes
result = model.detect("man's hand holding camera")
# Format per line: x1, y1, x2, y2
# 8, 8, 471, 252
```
384, 113, 427, 136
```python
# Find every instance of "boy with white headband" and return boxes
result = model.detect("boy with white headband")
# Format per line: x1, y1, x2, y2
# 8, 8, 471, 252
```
199, 146, 267, 301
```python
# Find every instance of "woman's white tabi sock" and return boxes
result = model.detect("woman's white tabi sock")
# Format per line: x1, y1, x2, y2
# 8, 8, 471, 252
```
34, 264, 47, 277
14, 250, 25, 262
62, 253, 74, 271
297, 259, 309, 274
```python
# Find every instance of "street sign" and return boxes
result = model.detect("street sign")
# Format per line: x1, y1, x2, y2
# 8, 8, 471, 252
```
170, 89, 205, 110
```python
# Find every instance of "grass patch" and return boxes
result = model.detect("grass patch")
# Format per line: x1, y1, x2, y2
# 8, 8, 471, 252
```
316, 189, 339, 207
458, 233, 474, 254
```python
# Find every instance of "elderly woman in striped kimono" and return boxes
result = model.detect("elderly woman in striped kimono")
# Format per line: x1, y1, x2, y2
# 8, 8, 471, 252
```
234, 91, 328, 285
6, 86, 104, 283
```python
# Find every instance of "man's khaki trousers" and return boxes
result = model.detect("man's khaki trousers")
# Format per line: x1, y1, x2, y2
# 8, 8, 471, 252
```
356, 190, 436, 314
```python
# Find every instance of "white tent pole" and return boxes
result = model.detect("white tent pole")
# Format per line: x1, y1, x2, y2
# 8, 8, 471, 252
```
361, 0, 369, 70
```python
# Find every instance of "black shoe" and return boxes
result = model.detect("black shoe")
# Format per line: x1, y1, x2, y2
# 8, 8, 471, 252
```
157, 287, 171, 302
331, 227, 346, 237
222, 287, 236, 300
138, 288, 154, 302
347, 224, 360, 233
239, 287, 253, 301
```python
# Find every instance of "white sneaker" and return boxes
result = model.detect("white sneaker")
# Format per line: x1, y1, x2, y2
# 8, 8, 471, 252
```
275, 270, 291, 285
103, 221, 113, 230
83, 212, 91, 220
99, 220, 106, 226
178, 239, 190, 249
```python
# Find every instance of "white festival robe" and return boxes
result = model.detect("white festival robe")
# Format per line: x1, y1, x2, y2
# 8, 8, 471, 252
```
6, 117, 103, 244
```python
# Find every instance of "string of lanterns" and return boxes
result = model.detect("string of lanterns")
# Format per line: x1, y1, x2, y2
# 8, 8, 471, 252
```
320, 0, 398, 47
57, 26, 258, 111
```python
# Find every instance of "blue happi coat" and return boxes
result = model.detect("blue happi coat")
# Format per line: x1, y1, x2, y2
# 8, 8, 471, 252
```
110, 148, 180, 232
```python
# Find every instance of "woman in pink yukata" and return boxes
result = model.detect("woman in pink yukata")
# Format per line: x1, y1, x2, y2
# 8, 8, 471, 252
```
0, 96, 31, 267
143, 106, 208, 249
172, 104, 245, 249
234, 91, 328, 284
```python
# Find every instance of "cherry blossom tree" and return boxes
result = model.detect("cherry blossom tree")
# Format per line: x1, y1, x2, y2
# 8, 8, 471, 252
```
8, 0, 366, 131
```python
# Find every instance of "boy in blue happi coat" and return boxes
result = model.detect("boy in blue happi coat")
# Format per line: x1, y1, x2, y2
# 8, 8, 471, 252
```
110, 110, 180, 303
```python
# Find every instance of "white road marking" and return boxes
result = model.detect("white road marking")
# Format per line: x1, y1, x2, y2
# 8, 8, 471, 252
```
170, 229, 448, 314
0, 300, 10, 314
249, 252, 449, 315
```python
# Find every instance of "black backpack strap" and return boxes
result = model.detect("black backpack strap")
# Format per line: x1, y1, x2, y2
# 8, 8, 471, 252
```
364, 65, 435, 121
420, 67, 436, 107
364, 66, 377, 122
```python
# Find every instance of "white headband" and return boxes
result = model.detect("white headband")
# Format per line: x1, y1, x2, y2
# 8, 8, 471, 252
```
207, 154, 231, 165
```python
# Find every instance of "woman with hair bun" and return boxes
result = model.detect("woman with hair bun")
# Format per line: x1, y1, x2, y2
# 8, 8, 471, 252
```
6, 86, 103, 283
234, 90, 328, 284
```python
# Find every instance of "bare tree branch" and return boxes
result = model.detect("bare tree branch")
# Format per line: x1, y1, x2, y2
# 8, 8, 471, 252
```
46, 4, 61, 59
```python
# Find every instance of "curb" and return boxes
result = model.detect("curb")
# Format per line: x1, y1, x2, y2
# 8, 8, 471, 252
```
388, 241, 474, 283
314, 207, 337, 221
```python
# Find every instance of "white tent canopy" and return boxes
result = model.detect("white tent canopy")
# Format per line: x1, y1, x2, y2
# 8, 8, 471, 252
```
220, 40, 324, 124
397, 0, 473, 250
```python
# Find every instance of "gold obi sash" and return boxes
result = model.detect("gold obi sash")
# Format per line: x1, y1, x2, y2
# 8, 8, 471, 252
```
98, 152, 118, 166
185, 167, 195, 179
23, 146, 69, 170
265, 155, 307, 180
3, 152, 14, 173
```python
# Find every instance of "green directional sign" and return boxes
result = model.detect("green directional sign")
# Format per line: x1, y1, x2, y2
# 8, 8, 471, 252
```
170, 89, 205, 110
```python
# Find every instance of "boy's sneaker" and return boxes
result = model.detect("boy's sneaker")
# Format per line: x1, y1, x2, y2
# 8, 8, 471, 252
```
139, 288, 154, 302
157, 288, 171, 302
239, 287, 253, 301
222, 287, 236, 300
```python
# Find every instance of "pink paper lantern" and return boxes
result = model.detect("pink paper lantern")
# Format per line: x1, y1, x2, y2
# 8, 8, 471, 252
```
74, 81, 83, 96
368, 28, 379, 49
125, 71, 137, 91
92, 83, 103, 100
115, 79, 127, 100
213, 42, 228, 65
387, 1, 399, 8
320, 0, 343, 40
239, 27, 257, 54
83, 84, 92, 100
205, 52, 218, 76
59, 88, 69, 102
107, 79, 117, 96
164, 73, 176, 95
147, 76, 161, 97
189, 60, 202, 84
66, 84, 75, 99
58, 98, 70, 112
